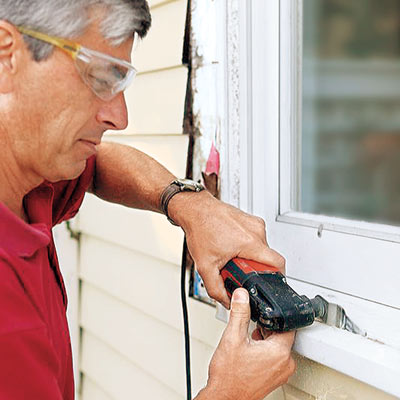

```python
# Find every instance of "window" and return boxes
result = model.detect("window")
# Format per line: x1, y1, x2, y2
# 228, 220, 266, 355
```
219, 1, 400, 396
278, 0, 399, 325
301, 0, 400, 225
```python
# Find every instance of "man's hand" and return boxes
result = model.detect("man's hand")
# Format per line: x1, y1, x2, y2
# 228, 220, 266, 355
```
168, 191, 285, 308
92, 143, 284, 308
195, 288, 296, 400
92, 144, 283, 308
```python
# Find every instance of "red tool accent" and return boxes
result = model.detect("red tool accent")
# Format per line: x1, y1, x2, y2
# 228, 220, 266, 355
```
231, 258, 280, 274
220, 258, 281, 298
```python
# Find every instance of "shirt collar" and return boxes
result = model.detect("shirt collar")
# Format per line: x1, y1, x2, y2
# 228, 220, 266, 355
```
0, 182, 54, 257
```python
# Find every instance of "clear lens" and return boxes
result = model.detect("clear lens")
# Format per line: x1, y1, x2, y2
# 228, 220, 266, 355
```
75, 47, 136, 101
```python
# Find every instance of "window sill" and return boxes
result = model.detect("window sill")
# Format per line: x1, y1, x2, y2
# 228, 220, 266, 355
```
215, 278, 400, 398
294, 322, 400, 398
287, 278, 400, 398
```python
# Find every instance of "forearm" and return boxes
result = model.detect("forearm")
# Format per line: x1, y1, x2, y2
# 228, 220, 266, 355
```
91, 141, 176, 213
91, 141, 285, 309
91, 141, 217, 225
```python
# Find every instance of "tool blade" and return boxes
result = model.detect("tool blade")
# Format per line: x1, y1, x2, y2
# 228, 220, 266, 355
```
312, 295, 367, 336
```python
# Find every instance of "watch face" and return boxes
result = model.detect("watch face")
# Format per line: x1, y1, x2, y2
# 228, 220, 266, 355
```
175, 179, 204, 191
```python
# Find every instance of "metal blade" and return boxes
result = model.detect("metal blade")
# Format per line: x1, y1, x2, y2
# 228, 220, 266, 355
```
312, 295, 367, 337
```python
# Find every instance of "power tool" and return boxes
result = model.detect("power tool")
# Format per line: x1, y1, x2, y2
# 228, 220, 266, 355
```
221, 258, 365, 335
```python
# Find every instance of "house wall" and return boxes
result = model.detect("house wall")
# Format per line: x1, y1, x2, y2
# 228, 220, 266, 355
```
76, 0, 399, 399
77, 0, 223, 398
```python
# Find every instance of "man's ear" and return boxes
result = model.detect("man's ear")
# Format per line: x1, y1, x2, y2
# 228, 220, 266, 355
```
0, 21, 25, 94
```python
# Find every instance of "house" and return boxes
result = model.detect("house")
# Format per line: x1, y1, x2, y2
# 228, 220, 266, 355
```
55, 0, 400, 399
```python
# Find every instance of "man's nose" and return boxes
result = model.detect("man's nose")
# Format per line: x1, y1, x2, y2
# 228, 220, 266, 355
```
96, 92, 128, 131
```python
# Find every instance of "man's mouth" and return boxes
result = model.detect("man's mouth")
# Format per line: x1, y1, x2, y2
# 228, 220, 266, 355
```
80, 138, 101, 146
79, 139, 100, 155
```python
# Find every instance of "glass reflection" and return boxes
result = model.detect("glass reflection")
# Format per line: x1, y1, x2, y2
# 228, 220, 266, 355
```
301, 0, 400, 225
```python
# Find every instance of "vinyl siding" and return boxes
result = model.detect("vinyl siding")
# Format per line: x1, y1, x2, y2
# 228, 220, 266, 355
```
77, 0, 399, 399
78, 0, 199, 397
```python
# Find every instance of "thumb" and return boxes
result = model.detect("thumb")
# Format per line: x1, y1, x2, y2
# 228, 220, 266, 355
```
227, 288, 251, 339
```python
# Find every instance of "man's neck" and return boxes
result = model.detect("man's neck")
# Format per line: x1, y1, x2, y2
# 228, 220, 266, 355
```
0, 149, 42, 222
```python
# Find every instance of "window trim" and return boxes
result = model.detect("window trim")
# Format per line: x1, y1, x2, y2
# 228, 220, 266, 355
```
276, 0, 400, 309
279, 0, 400, 244
217, 0, 400, 396
278, 1, 400, 305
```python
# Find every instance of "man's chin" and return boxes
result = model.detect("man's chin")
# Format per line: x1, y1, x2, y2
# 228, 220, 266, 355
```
47, 160, 88, 183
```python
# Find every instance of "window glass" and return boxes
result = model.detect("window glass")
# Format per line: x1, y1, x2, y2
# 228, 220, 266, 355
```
301, 0, 400, 225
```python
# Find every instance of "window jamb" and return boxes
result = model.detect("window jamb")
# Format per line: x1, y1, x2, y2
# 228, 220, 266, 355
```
216, 0, 400, 396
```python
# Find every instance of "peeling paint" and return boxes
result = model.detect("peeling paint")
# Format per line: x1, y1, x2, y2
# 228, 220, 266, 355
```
190, 0, 221, 186
189, 2, 400, 400
189, 0, 244, 208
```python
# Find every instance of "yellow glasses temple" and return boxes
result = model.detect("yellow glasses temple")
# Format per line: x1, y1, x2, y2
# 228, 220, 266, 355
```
17, 26, 81, 59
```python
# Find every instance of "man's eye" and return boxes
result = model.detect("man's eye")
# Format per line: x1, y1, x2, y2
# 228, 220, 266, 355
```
90, 74, 110, 87
87, 63, 118, 87
111, 65, 126, 80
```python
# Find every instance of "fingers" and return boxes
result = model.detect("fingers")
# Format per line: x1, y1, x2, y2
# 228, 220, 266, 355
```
238, 246, 286, 274
225, 288, 251, 340
199, 265, 231, 309
234, 213, 286, 274
264, 331, 296, 349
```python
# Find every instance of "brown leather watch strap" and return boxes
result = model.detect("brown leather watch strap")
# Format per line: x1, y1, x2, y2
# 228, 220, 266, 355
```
160, 179, 204, 225
160, 182, 181, 225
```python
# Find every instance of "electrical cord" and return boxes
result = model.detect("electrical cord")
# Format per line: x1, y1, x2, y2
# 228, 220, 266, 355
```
181, 237, 192, 400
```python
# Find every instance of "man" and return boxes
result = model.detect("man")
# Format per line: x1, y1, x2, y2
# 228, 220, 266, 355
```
0, 0, 295, 399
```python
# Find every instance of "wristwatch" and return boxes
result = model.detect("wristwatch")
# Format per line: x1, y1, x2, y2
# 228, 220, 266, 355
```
160, 178, 205, 225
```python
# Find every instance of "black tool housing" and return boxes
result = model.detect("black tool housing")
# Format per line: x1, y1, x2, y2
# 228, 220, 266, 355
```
223, 265, 316, 331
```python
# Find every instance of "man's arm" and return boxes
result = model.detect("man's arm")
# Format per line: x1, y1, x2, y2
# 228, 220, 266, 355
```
90, 141, 175, 213
91, 141, 285, 308
92, 142, 296, 399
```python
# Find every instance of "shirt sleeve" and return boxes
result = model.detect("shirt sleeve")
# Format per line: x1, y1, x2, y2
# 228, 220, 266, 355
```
0, 257, 63, 399
51, 155, 96, 226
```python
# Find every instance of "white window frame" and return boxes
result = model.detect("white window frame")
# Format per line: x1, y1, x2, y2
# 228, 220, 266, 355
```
217, 0, 400, 397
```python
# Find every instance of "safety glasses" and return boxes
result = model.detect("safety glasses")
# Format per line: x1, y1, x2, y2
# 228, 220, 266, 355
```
17, 26, 137, 101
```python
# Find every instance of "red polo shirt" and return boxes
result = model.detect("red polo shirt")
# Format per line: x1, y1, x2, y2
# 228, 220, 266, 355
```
0, 157, 95, 399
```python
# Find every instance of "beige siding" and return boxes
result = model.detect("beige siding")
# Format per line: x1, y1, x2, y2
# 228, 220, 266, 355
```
81, 331, 182, 399
80, 281, 214, 396
81, 376, 113, 400
78, 0, 195, 398
78, 0, 398, 399
117, 0, 188, 136
284, 355, 398, 400
283, 386, 313, 400
148, 0, 178, 10
122, 67, 188, 135
78, 219, 222, 397
79, 234, 225, 345
135, 0, 187, 72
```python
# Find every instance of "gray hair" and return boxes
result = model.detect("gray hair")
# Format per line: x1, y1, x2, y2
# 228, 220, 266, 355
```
0, 0, 151, 61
